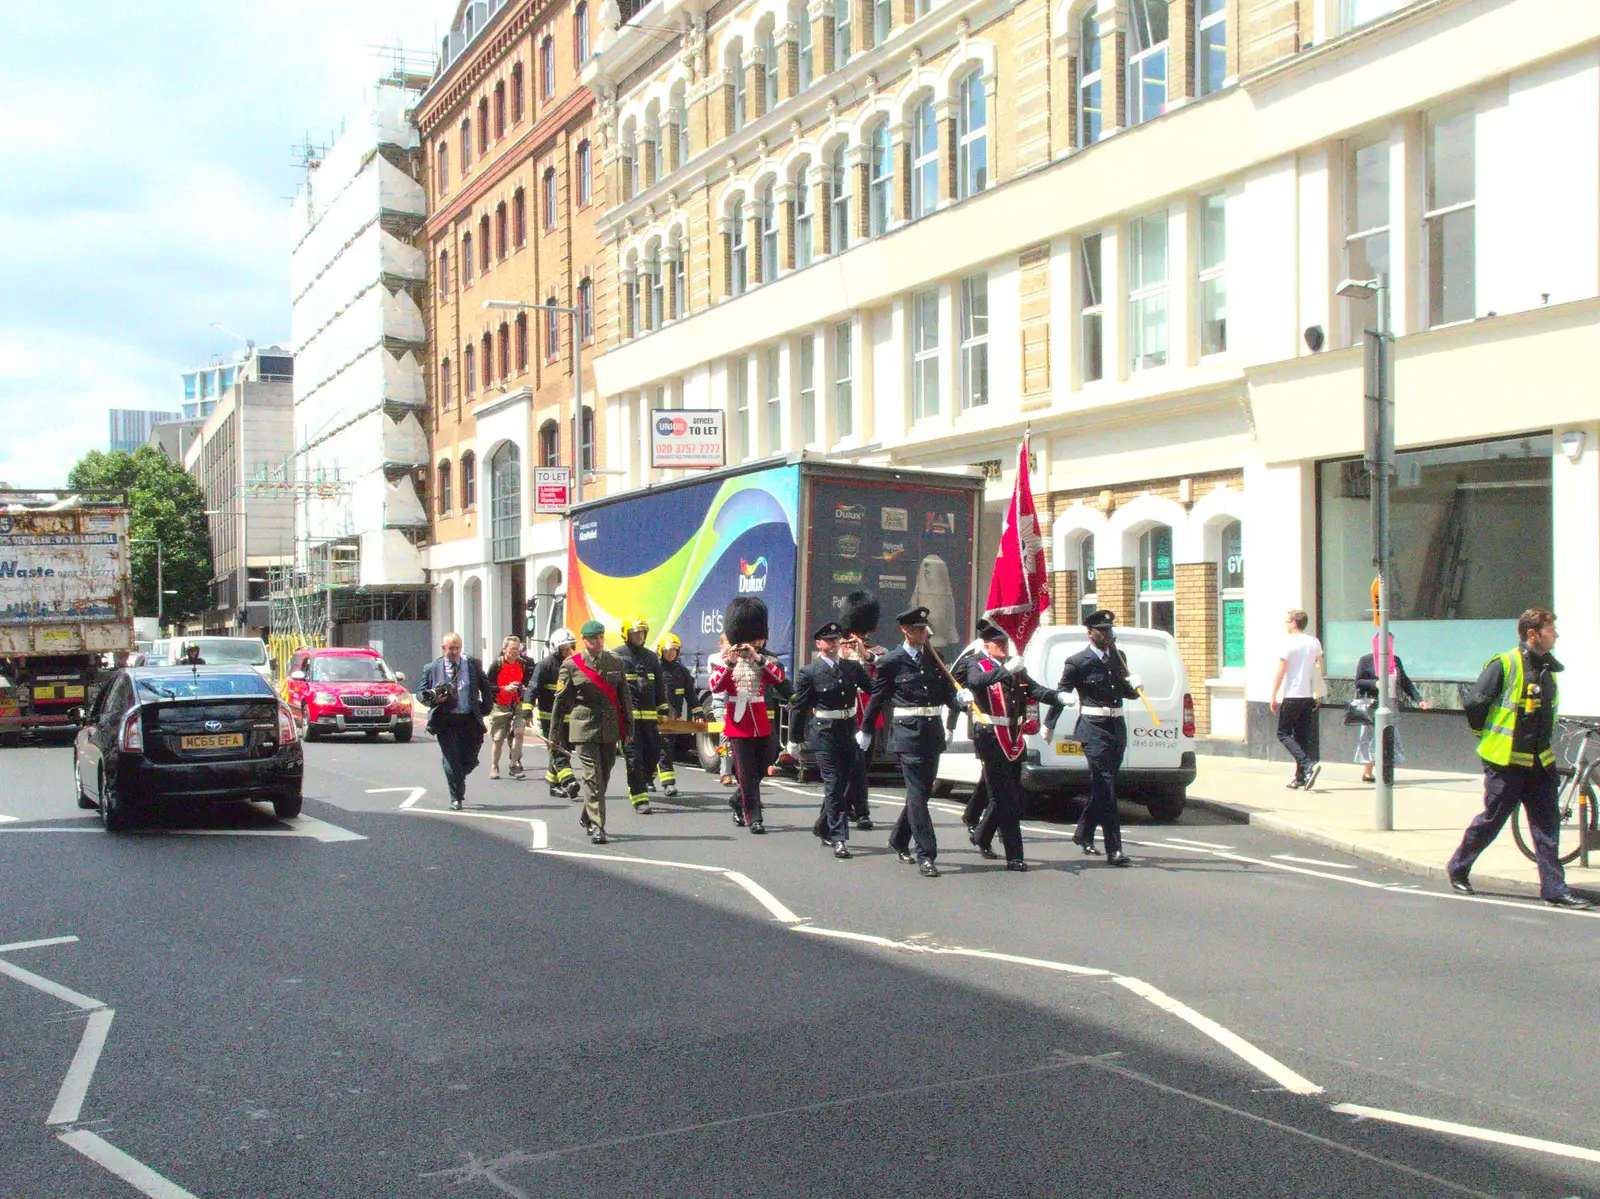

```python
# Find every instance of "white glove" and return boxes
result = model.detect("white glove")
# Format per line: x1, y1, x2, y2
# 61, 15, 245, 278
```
786, 742, 802, 759
1004, 655, 1025, 674
956, 687, 975, 706
1056, 691, 1077, 707
854, 730, 871, 752
1126, 673, 1143, 691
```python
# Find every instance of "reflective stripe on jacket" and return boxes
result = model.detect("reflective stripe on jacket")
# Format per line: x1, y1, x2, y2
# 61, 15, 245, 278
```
1478, 650, 1556, 768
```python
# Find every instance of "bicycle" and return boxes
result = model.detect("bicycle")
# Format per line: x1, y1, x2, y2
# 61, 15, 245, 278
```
1512, 716, 1600, 866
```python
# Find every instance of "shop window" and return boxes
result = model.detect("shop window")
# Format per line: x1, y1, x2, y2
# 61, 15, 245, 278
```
1137, 525, 1175, 635
1316, 434, 1553, 680
1078, 537, 1097, 621
1219, 520, 1244, 671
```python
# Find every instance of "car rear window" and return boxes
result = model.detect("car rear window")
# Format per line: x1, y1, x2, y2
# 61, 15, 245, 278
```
136, 673, 276, 700
1037, 633, 1179, 700
186, 639, 269, 666
309, 656, 393, 683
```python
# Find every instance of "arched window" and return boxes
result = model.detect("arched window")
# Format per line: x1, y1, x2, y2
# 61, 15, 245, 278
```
869, 122, 893, 236
540, 36, 555, 98
511, 63, 525, 120
490, 443, 521, 563
1137, 526, 1176, 634
1127, 0, 1169, 127
759, 25, 777, 113
542, 167, 558, 230
515, 313, 529, 370
437, 460, 453, 514
794, 163, 813, 269
538, 419, 560, 467
1197, 0, 1226, 96
482, 331, 494, 384
460, 450, 477, 508
460, 117, 472, 168
729, 199, 748, 296
479, 214, 491, 272
436, 142, 450, 195
873, 0, 891, 44
828, 143, 850, 251
956, 73, 987, 199
578, 276, 595, 340
645, 103, 664, 183
512, 188, 526, 246
622, 121, 638, 198
729, 40, 747, 132
493, 81, 506, 138
580, 406, 596, 473
544, 297, 560, 359
758, 184, 778, 282
462, 231, 474, 283
576, 140, 592, 206
1078, 8, 1103, 147
668, 237, 685, 320
438, 248, 450, 294
628, 256, 642, 334
495, 202, 508, 258
648, 246, 664, 328
911, 98, 938, 219
795, 2, 814, 90
1078, 537, 1097, 621
1218, 519, 1244, 670
464, 344, 476, 394
440, 357, 452, 408
574, 1, 590, 62
672, 86, 690, 167
833, 0, 851, 68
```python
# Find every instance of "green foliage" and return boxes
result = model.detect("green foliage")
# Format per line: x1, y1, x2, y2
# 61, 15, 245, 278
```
67, 447, 213, 625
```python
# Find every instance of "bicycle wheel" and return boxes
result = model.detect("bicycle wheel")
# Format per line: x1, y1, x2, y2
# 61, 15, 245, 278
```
1511, 779, 1591, 866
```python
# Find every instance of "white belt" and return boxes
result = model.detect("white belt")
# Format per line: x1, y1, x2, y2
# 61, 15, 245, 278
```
897, 706, 944, 717
813, 709, 855, 720
1079, 705, 1124, 718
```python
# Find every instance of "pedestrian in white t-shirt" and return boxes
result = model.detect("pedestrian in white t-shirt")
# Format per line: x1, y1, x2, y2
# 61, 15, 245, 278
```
1270, 610, 1324, 789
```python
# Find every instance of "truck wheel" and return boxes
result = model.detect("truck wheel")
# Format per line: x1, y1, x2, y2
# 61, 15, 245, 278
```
272, 791, 303, 820
1143, 790, 1187, 823
695, 732, 721, 774
393, 724, 413, 743
75, 754, 96, 809
99, 769, 134, 832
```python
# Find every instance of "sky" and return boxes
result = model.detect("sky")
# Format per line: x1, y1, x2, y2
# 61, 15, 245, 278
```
0, 0, 447, 487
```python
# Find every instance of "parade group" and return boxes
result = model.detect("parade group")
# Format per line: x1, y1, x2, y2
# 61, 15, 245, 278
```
419, 587, 1149, 877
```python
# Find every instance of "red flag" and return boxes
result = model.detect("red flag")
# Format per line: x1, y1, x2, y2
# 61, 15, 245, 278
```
983, 436, 1050, 652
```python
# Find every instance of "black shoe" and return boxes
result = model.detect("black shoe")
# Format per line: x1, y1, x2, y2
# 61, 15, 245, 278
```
918, 859, 940, 878
579, 811, 592, 830
855, 817, 874, 831
895, 849, 916, 865
589, 826, 608, 845
1107, 851, 1131, 867
510, 769, 526, 780
976, 845, 999, 860
1447, 872, 1474, 895
750, 820, 766, 835
967, 824, 980, 845
1006, 859, 1029, 873
1077, 838, 1101, 856
450, 798, 464, 811
832, 841, 852, 860
1286, 776, 1304, 790
812, 819, 827, 840
1302, 765, 1321, 790
732, 810, 747, 827
1548, 892, 1593, 910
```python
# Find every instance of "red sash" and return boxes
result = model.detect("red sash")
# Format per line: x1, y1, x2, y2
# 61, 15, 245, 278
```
978, 657, 1025, 760
572, 653, 628, 736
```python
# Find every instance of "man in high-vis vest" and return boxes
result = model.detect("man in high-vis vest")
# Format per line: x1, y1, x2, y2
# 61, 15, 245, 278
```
1448, 607, 1592, 909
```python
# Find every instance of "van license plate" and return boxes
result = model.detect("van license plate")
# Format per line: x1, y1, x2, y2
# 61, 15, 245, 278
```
181, 734, 244, 750
1054, 741, 1085, 756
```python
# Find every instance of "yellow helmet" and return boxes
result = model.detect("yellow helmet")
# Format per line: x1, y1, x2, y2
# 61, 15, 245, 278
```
657, 632, 681, 653
623, 615, 650, 635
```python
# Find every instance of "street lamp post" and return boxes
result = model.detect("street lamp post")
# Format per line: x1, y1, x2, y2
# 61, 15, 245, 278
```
483, 299, 585, 504
1338, 273, 1395, 831
130, 538, 164, 627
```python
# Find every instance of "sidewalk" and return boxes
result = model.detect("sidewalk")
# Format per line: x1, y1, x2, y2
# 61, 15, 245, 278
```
1186, 755, 1600, 900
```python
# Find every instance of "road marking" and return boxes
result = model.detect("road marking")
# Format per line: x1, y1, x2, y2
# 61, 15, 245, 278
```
1166, 837, 1234, 850
368, 785, 427, 809
175, 815, 365, 843
0, 956, 105, 1011
47, 1007, 114, 1125
1331, 1103, 1600, 1165
0, 827, 103, 833
0, 812, 17, 824
536, 849, 803, 922
57, 1130, 200, 1199
1112, 976, 1324, 1095
1273, 854, 1357, 869
0, 935, 80, 953
723, 871, 801, 923
796, 925, 1110, 976
406, 807, 549, 850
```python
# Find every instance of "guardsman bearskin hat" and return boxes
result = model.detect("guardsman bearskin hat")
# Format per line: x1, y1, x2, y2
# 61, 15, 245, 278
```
724, 596, 769, 644
840, 591, 881, 638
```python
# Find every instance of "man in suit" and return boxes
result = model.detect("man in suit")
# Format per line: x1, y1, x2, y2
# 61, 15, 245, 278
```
862, 606, 964, 878
1046, 610, 1144, 866
420, 632, 497, 811
790, 621, 873, 859
549, 620, 634, 844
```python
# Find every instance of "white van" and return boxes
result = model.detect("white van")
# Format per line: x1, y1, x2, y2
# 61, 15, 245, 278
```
937, 625, 1197, 821
162, 637, 275, 683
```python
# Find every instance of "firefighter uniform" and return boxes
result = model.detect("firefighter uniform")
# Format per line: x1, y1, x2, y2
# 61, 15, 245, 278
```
656, 634, 700, 798
616, 619, 667, 813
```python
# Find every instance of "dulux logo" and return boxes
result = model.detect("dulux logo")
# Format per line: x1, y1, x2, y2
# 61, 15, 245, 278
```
738, 556, 769, 593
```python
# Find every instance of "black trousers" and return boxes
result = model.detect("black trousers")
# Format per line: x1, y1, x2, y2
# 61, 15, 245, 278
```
626, 722, 662, 804
1276, 697, 1319, 779
847, 738, 876, 819
974, 737, 1025, 861
889, 752, 940, 862
963, 776, 991, 830
436, 714, 485, 802
730, 736, 775, 824
813, 735, 859, 842
1449, 763, 1569, 900
1074, 717, 1127, 855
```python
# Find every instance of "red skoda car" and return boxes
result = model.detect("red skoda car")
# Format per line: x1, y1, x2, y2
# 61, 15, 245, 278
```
282, 647, 412, 742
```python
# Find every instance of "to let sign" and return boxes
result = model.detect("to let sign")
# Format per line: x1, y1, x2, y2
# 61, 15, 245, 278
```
534, 467, 572, 514
650, 409, 725, 469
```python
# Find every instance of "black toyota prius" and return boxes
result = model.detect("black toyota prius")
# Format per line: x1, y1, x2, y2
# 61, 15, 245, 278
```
73, 666, 304, 831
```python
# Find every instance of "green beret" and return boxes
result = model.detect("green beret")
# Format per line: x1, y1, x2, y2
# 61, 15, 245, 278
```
579, 620, 605, 638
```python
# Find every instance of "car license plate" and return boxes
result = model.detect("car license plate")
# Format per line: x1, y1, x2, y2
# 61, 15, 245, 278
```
349, 707, 386, 716
181, 733, 245, 750
1054, 741, 1085, 756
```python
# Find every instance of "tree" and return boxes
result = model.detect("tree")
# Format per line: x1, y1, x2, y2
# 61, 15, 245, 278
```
67, 447, 213, 625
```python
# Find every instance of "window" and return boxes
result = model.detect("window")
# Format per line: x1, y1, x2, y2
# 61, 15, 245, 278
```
539, 420, 560, 467
649, 248, 665, 328
579, 277, 595, 340
490, 443, 521, 563
575, 1, 591, 63
764, 346, 782, 450
799, 333, 817, 443
731, 45, 747, 131
760, 26, 778, 113
541, 36, 555, 98
576, 140, 592, 205
512, 189, 526, 246
833, 320, 853, 437
1197, 0, 1226, 96
874, 0, 892, 45
956, 73, 987, 199
479, 214, 491, 272
1128, 210, 1169, 371
629, 262, 642, 334
1078, 9, 1102, 147
545, 298, 560, 360
515, 313, 529, 370
797, 9, 814, 90
482, 332, 494, 383
733, 356, 751, 458
1198, 192, 1226, 356
512, 63, 525, 121
461, 451, 477, 508
730, 200, 748, 296
1426, 108, 1475, 328
437, 461, 452, 514
462, 232, 474, 284
440, 358, 452, 408
1078, 538, 1097, 621
869, 122, 893, 236
910, 99, 938, 219
1219, 520, 1244, 671
675, 92, 690, 166
915, 0, 930, 15
759, 186, 778, 282
461, 118, 472, 168
464, 344, 476, 394
436, 142, 449, 195
1343, 0, 1407, 30
495, 202, 508, 259
649, 111, 664, 183
497, 322, 511, 378
1137, 525, 1175, 635
581, 407, 596, 473
438, 248, 450, 295
834, 0, 851, 67
959, 273, 988, 410
794, 165, 813, 269
669, 245, 685, 319
543, 167, 558, 230
828, 144, 850, 251
1344, 138, 1389, 343
494, 82, 506, 139
1127, 0, 1168, 127
478, 98, 489, 154
911, 287, 940, 418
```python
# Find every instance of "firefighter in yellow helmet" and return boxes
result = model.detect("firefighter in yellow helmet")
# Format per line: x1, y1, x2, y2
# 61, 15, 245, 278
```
615, 615, 668, 812
656, 632, 702, 798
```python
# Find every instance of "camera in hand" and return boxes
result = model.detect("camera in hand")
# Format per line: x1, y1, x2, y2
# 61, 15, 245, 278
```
419, 683, 454, 707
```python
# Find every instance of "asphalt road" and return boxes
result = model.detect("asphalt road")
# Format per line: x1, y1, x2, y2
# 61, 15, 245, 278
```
4, 731, 1600, 1197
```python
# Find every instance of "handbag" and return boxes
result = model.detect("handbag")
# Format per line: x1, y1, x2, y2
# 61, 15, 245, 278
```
1343, 695, 1376, 727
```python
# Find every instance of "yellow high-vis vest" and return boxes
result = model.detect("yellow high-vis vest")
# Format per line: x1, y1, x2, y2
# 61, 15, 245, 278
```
1477, 650, 1556, 768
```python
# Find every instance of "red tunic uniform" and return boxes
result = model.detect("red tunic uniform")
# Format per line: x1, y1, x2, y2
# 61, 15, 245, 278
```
710, 654, 786, 738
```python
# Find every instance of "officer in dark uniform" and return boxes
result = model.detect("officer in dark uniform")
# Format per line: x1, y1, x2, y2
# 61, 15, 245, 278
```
615, 616, 667, 814
1046, 609, 1143, 866
966, 621, 1067, 871
528, 628, 578, 800
790, 621, 872, 859
862, 606, 962, 878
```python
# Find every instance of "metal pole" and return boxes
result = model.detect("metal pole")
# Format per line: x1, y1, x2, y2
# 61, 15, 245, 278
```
1373, 273, 1395, 831
156, 541, 163, 629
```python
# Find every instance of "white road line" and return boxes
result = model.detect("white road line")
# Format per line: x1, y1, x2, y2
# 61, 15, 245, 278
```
0, 827, 104, 833
1166, 837, 1234, 850
1273, 854, 1358, 870
1377, 885, 1600, 918
537, 848, 730, 873
407, 807, 548, 850
173, 815, 365, 843
0, 812, 17, 824
1113, 976, 1324, 1096
57, 1130, 200, 1199
0, 935, 79, 953
797, 925, 1112, 976
1331, 1103, 1600, 1164
47, 1007, 114, 1125
723, 871, 801, 923
0, 957, 104, 1011
368, 785, 427, 809
1212, 850, 1390, 889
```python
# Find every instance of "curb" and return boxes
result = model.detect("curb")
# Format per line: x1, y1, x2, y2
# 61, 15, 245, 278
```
1183, 795, 1600, 905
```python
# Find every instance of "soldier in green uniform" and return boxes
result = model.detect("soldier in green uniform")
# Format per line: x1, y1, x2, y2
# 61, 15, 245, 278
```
549, 620, 634, 845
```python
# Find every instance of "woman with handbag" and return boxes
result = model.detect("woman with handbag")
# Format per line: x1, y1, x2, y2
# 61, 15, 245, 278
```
1352, 632, 1426, 782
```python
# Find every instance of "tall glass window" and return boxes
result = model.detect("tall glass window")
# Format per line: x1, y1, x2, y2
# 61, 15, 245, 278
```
797, 6, 814, 90
575, 1, 590, 61
1128, 210, 1169, 372
578, 277, 595, 341
764, 346, 782, 450
869, 123, 894, 236
1198, 192, 1227, 356
576, 140, 592, 205
675, 94, 690, 165
760, 26, 778, 112
833, 321, 854, 438
731, 46, 747, 131
649, 249, 664, 329
874, 0, 892, 44
794, 166, 813, 269
956, 73, 987, 199
490, 443, 522, 563
799, 333, 818, 444
1078, 10, 1102, 147
958, 273, 988, 410
730, 200, 748, 296
911, 99, 938, 219
1197, 0, 1226, 96
1079, 233, 1103, 383
834, 0, 851, 67
1078, 538, 1097, 621
1426, 108, 1476, 327
911, 287, 940, 419
1137, 525, 1175, 635
1345, 137, 1389, 344
1219, 520, 1245, 671
669, 245, 685, 319
1126, 0, 1168, 128
828, 145, 850, 251
733, 356, 751, 458
438, 461, 452, 514
760, 186, 779, 281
